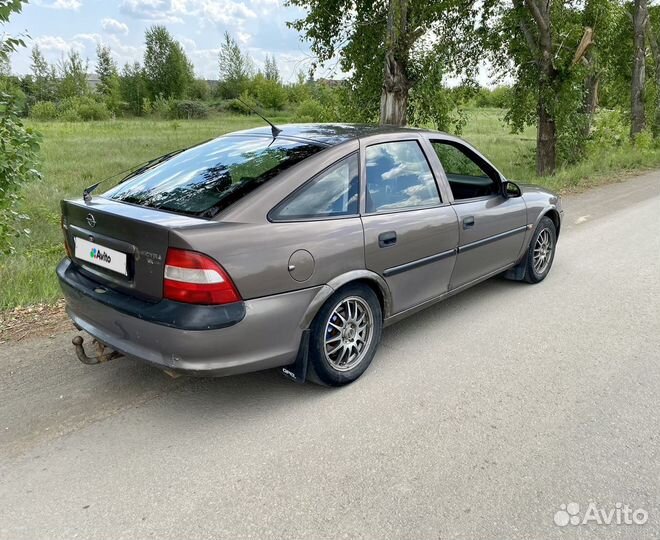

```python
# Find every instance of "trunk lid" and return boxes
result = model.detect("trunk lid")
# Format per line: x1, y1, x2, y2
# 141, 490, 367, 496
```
61, 197, 209, 301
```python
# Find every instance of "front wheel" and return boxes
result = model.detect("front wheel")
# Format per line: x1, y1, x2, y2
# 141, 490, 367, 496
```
308, 284, 383, 386
524, 216, 557, 283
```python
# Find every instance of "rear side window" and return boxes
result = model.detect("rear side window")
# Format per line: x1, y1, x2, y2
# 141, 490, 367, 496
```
365, 141, 440, 213
104, 136, 324, 217
272, 154, 359, 220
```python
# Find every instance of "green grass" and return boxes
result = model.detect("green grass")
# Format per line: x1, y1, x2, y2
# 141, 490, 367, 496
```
1, 109, 659, 309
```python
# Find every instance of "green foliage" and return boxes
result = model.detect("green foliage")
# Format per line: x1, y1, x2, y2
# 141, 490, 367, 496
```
29, 45, 57, 104
472, 86, 512, 108
169, 100, 209, 119
0, 93, 41, 254
0, 74, 26, 114
217, 32, 253, 99
57, 50, 89, 99
29, 96, 110, 122
0, 0, 41, 254
264, 55, 280, 82
187, 79, 210, 100
29, 100, 57, 120
251, 74, 287, 110
227, 91, 257, 114
95, 44, 122, 113
143, 25, 194, 100
288, 0, 482, 127
295, 98, 326, 122
120, 61, 148, 115
150, 94, 172, 117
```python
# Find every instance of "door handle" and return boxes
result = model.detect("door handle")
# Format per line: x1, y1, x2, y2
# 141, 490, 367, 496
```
463, 216, 475, 229
378, 231, 397, 248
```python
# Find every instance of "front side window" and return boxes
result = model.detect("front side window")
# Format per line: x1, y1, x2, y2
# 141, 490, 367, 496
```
365, 141, 440, 213
272, 154, 359, 220
104, 136, 324, 217
431, 141, 499, 200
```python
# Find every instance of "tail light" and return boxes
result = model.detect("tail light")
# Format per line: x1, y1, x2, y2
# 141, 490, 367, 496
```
163, 248, 241, 305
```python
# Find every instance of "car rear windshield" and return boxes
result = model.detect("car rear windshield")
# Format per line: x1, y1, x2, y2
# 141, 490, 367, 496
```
104, 135, 325, 217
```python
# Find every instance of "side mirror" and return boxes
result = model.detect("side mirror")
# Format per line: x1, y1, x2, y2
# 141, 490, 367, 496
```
502, 180, 522, 199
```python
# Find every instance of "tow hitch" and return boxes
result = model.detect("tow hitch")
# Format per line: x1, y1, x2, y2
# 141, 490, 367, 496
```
72, 335, 123, 365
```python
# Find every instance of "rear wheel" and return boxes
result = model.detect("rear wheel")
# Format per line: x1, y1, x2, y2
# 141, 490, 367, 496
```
308, 284, 382, 386
524, 216, 557, 283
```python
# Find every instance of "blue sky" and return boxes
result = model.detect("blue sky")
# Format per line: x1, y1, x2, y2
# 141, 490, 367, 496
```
4, 0, 320, 82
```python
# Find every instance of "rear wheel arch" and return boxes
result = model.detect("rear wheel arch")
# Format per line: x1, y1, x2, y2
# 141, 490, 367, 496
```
298, 271, 391, 330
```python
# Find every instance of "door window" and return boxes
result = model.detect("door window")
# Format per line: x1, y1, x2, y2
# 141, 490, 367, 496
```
431, 141, 499, 200
272, 154, 359, 220
365, 141, 441, 213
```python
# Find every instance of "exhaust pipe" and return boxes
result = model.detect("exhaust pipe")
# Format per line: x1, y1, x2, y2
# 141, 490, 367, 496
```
72, 335, 123, 365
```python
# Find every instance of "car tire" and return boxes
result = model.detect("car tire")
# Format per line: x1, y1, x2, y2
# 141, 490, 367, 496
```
308, 284, 383, 386
524, 216, 557, 284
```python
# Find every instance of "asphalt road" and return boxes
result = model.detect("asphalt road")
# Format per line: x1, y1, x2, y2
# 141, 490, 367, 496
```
1, 171, 659, 540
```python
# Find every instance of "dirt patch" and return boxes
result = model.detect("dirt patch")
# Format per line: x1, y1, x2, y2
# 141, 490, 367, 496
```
0, 300, 74, 344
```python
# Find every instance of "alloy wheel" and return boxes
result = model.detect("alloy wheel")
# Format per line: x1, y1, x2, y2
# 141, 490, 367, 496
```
323, 296, 374, 371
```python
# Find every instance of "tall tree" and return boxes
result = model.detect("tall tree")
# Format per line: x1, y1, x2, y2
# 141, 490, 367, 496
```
217, 32, 253, 98
30, 45, 56, 102
95, 45, 117, 93
647, 6, 660, 137
264, 54, 280, 82
120, 61, 148, 115
143, 25, 194, 99
57, 49, 89, 99
485, 1, 596, 175
288, 0, 480, 127
95, 44, 121, 112
631, 0, 648, 137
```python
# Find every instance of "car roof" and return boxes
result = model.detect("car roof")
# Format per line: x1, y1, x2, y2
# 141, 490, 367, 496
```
230, 123, 446, 146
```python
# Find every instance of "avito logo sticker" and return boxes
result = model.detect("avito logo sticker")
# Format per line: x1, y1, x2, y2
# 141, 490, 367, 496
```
90, 247, 112, 264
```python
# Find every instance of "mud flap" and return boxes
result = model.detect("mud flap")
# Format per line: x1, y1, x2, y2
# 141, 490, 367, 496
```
281, 329, 310, 384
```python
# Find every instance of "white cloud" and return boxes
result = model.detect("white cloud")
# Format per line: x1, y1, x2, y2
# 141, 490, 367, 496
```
200, 0, 256, 25
119, 0, 183, 23
102, 18, 129, 35
236, 31, 251, 45
35, 0, 83, 9
34, 35, 85, 54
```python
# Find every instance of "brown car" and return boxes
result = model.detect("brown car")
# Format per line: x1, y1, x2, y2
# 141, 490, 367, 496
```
58, 124, 562, 386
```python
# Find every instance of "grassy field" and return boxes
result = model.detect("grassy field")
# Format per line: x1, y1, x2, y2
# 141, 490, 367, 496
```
1, 108, 659, 310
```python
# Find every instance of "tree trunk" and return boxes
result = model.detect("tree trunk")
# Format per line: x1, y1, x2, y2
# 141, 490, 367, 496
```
380, 52, 410, 125
646, 16, 660, 138
517, 0, 558, 175
530, 0, 557, 176
380, 0, 411, 126
537, 99, 557, 176
631, 0, 648, 138
581, 73, 599, 139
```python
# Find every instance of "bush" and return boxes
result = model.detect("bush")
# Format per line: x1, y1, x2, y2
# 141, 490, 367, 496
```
587, 109, 628, 150
151, 95, 172, 117
29, 100, 58, 121
0, 93, 42, 254
169, 100, 209, 119
295, 99, 326, 122
227, 91, 257, 114
187, 79, 210, 101
252, 77, 287, 110
58, 96, 111, 121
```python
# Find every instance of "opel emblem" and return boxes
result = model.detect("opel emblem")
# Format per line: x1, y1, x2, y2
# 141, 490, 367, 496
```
86, 213, 96, 228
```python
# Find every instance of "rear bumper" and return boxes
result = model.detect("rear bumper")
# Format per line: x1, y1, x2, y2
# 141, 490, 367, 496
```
57, 258, 321, 376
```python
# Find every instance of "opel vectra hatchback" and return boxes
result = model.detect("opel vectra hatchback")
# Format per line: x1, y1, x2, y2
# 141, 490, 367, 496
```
58, 124, 562, 386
